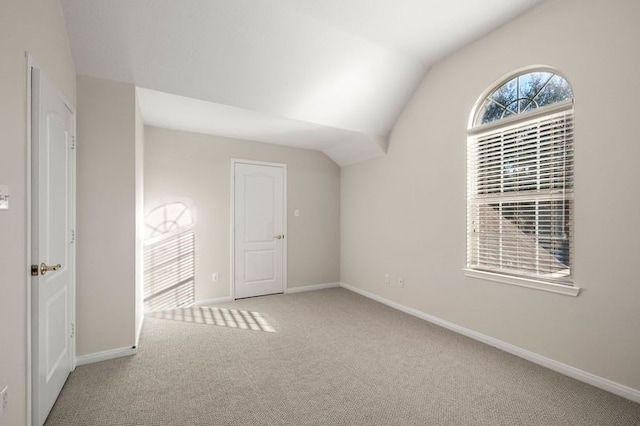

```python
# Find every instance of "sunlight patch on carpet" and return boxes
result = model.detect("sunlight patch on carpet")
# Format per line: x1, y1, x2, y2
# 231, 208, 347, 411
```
148, 306, 275, 332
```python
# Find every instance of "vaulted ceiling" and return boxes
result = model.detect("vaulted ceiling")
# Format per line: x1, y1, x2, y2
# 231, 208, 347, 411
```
61, 0, 543, 165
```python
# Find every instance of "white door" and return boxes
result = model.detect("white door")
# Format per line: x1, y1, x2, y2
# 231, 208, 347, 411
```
31, 67, 76, 426
233, 162, 285, 299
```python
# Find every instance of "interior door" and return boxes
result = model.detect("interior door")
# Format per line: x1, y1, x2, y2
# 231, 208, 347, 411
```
234, 162, 285, 299
31, 67, 76, 426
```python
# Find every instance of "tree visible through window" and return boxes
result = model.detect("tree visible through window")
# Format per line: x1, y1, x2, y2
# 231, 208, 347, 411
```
475, 71, 573, 125
467, 69, 574, 284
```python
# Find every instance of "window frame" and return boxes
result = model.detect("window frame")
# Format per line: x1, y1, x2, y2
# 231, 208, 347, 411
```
465, 68, 579, 297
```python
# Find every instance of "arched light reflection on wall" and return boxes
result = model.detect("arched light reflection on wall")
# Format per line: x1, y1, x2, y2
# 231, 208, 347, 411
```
144, 202, 196, 312
145, 202, 194, 241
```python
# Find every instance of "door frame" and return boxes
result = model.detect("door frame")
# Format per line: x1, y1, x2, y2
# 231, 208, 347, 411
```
230, 158, 287, 300
26, 53, 77, 425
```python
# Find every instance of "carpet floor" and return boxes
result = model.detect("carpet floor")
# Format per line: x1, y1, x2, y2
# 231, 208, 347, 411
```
45, 288, 640, 425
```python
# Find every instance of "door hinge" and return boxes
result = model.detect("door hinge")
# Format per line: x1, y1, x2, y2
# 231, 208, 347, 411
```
70, 135, 76, 150
70, 229, 76, 243
70, 323, 75, 338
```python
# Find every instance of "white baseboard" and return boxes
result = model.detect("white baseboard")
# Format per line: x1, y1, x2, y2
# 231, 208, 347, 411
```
339, 282, 640, 404
76, 346, 138, 366
194, 284, 339, 304
194, 296, 233, 306
285, 282, 340, 294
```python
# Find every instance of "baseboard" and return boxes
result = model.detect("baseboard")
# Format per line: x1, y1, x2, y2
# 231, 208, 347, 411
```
339, 282, 640, 404
285, 282, 340, 294
76, 346, 138, 366
194, 284, 340, 304
193, 296, 233, 306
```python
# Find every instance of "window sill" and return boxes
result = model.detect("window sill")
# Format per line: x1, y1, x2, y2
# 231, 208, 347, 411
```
463, 269, 580, 297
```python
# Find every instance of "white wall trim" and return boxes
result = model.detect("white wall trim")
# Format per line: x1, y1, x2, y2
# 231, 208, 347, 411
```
76, 346, 138, 366
193, 296, 234, 306
26, 52, 36, 426
285, 282, 340, 294
339, 282, 640, 404
464, 269, 580, 297
194, 284, 339, 304
135, 314, 144, 347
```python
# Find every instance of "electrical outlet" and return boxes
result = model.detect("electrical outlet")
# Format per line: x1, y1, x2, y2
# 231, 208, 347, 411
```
0, 185, 8, 210
384, 274, 390, 285
399, 276, 404, 288
212, 273, 219, 282
0, 386, 8, 419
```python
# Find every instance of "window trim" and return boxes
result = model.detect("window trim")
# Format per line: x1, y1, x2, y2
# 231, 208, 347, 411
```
466, 67, 577, 295
468, 65, 572, 129
464, 268, 580, 297
468, 99, 573, 136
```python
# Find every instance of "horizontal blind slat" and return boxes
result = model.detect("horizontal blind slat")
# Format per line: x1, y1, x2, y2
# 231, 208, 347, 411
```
467, 106, 574, 284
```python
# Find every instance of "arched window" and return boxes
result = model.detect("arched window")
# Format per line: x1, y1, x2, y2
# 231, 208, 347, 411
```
473, 71, 573, 126
466, 68, 575, 292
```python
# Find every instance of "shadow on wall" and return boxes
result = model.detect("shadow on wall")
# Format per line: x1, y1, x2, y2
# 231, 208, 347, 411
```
144, 202, 196, 312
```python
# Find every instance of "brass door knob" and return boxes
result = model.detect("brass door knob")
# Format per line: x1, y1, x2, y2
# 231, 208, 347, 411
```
40, 263, 62, 275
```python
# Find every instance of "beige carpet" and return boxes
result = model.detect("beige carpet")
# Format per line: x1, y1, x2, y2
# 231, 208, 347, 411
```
45, 288, 640, 425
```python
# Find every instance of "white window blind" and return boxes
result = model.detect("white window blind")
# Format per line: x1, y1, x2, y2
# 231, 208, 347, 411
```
467, 105, 574, 284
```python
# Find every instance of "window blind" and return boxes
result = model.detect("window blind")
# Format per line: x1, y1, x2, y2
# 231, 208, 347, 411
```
467, 107, 574, 284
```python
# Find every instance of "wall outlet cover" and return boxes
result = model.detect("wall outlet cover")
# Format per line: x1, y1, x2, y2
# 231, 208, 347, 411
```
0, 385, 8, 418
0, 185, 8, 210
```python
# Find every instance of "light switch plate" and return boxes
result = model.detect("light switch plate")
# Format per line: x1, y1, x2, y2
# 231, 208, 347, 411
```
0, 185, 8, 210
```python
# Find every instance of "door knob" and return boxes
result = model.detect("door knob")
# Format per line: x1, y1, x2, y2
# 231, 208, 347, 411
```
40, 263, 62, 276
274, 234, 284, 240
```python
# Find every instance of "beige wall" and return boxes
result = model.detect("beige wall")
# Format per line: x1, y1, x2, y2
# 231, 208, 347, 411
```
144, 126, 340, 301
341, 0, 640, 392
76, 75, 137, 355
0, 1, 76, 424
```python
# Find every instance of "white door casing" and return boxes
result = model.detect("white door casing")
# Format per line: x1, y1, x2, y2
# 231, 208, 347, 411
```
31, 66, 76, 426
233, 161, 286, 299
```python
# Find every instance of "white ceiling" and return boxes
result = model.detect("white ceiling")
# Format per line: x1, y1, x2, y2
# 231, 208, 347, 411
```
61, 0, 543, 165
